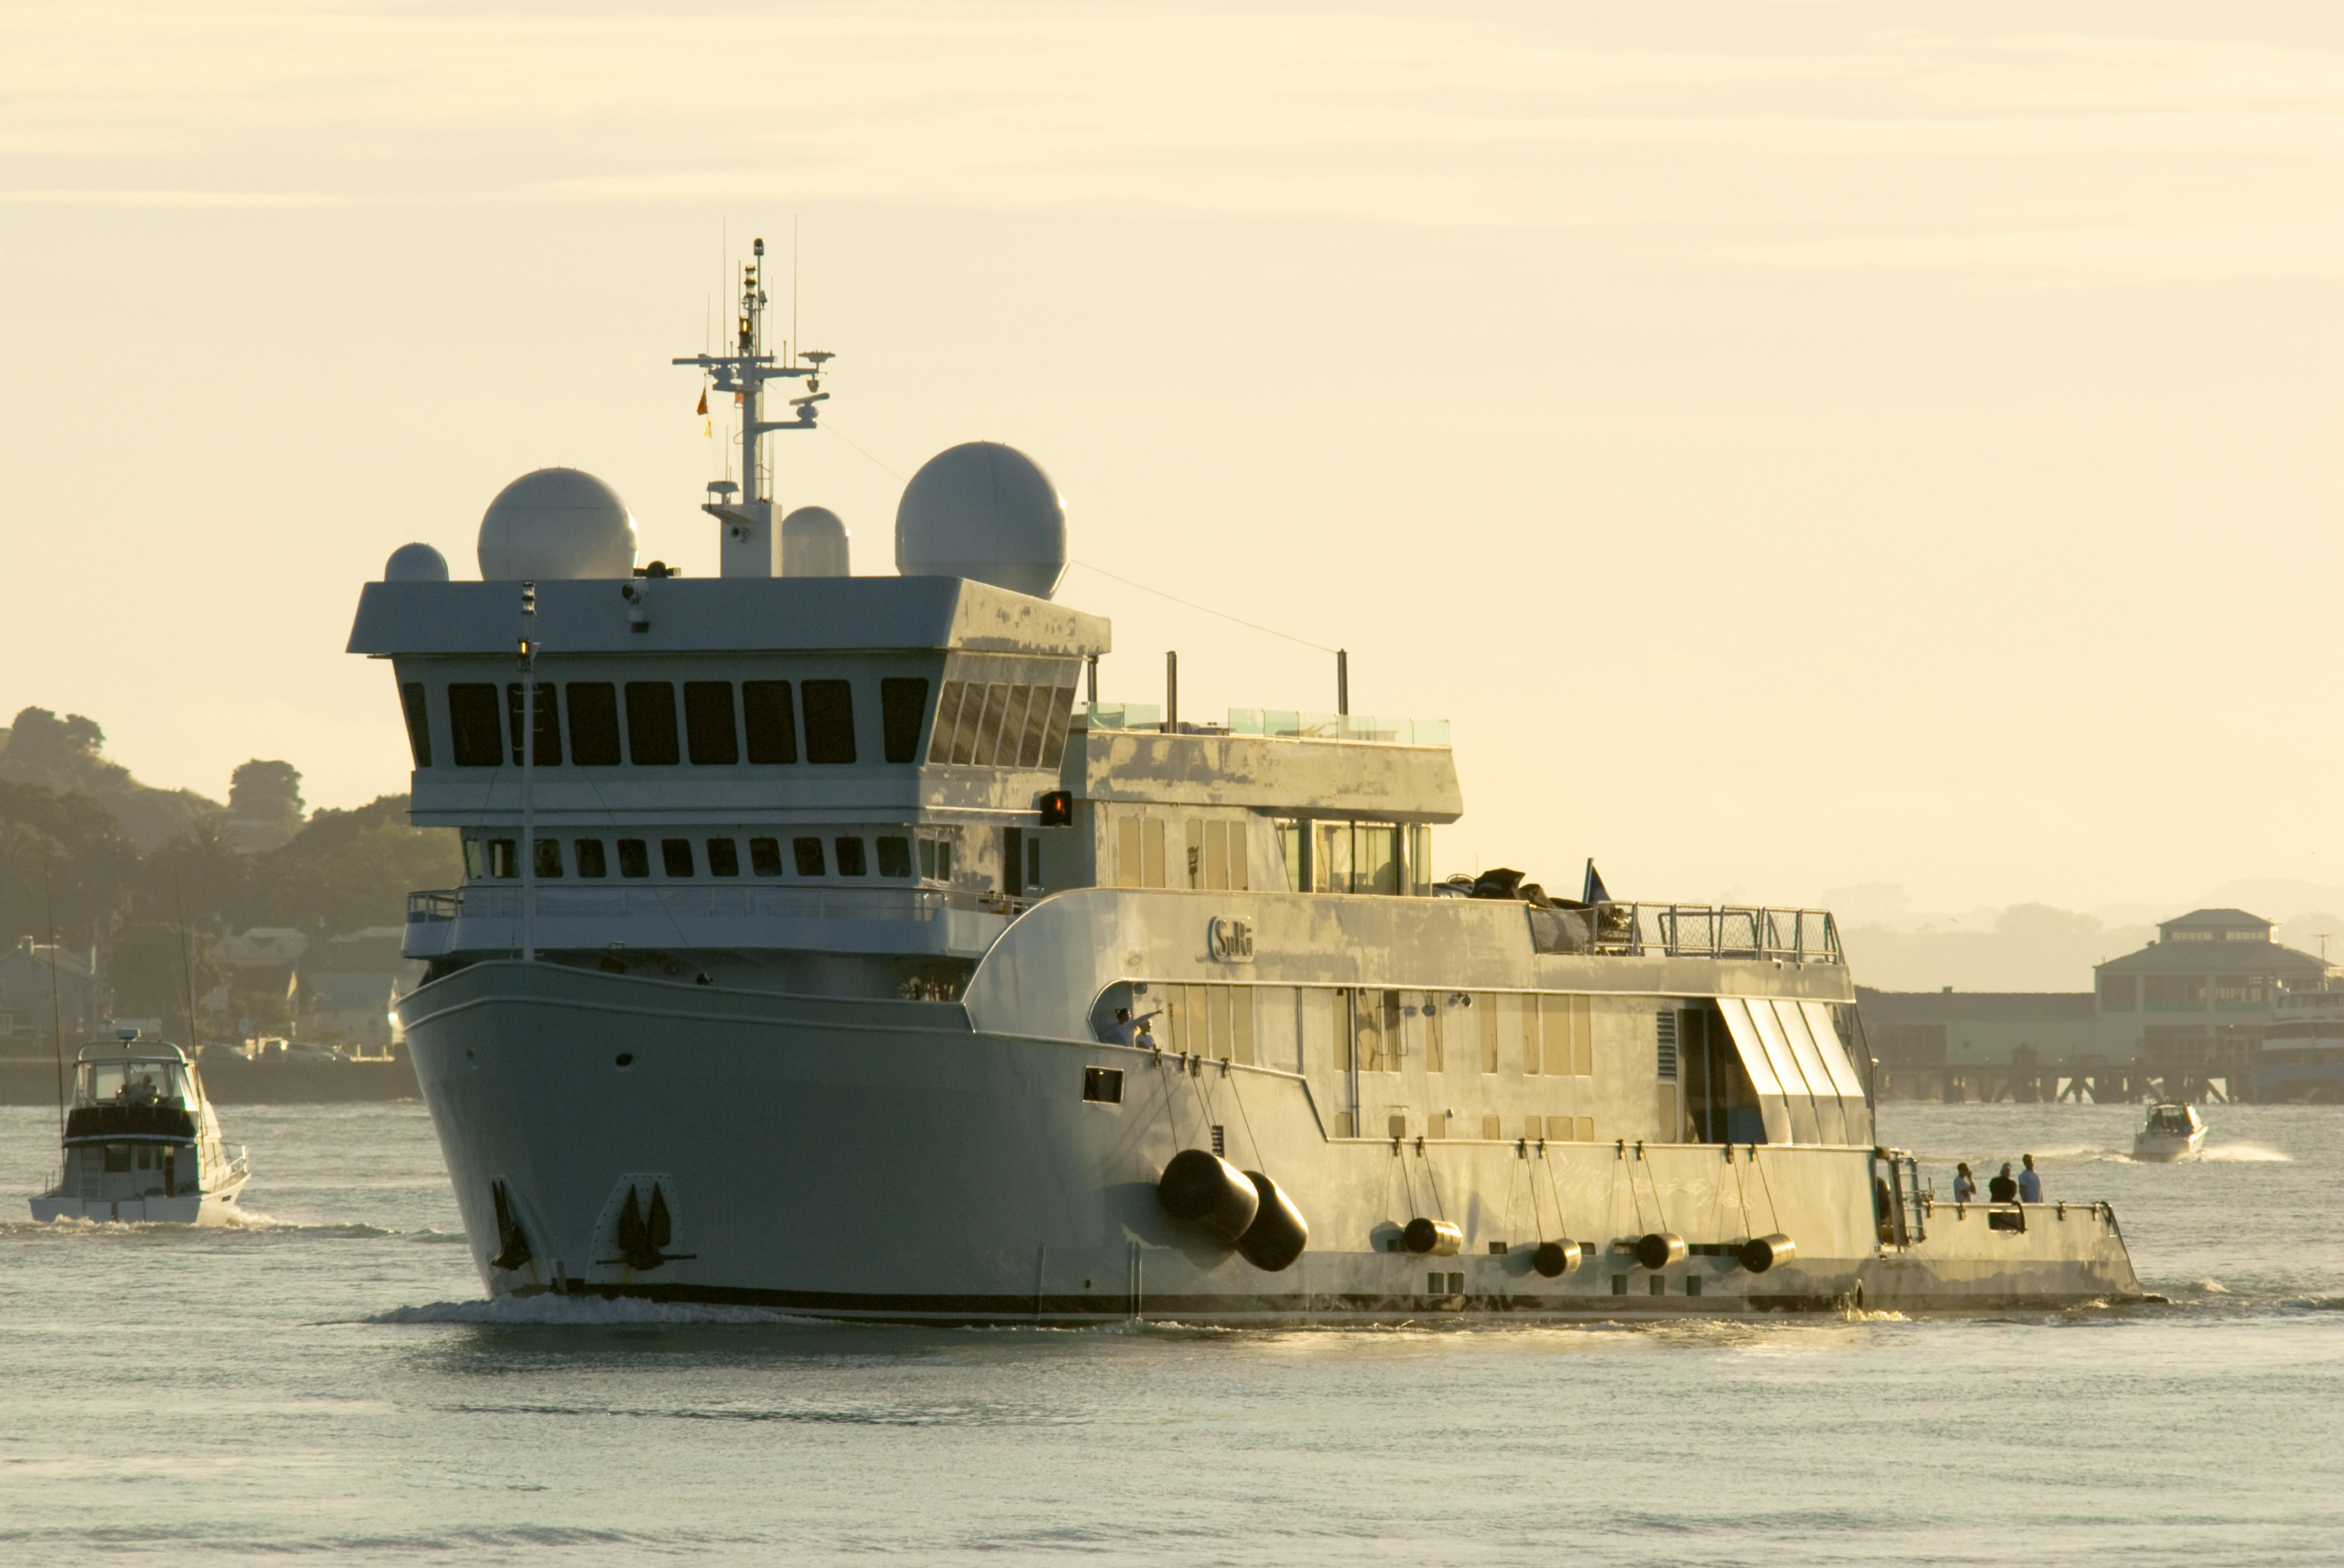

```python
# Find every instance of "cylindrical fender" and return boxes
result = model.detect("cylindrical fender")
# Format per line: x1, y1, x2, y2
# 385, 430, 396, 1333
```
1634, 1231, 1688, 1270
1531, 1238, 1582, 1278
1739, 1233, 1796, 1274
1235, 1171, 1308, 1271
1402, 1217, 1463, 1256
1157, 1148, 1260, 1244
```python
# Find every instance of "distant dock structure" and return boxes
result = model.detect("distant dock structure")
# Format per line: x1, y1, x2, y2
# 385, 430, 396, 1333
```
1862, 907, 2337, 1103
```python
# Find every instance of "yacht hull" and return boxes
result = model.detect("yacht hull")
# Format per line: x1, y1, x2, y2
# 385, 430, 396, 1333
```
27, 1181, 248, 1226
406, 963, 2143, 1321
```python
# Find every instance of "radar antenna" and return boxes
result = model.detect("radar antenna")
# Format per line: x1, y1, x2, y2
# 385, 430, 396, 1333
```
671, 234, 834, 578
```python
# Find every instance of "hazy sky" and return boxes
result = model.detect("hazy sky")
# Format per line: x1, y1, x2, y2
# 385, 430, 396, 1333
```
3, 2, 2339, 913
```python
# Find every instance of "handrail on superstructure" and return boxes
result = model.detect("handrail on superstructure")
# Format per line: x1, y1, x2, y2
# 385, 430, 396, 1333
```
1531, 902, 1842, 963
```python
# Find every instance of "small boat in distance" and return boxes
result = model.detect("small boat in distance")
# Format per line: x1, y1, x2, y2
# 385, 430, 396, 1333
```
27, 1033, 252, 1223
2132, 1102, 2208, 1163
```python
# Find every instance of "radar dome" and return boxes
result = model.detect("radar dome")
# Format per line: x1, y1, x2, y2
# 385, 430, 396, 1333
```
383, 542, 450, 582
781, 505, 851, 578
894, 441, 1067, 600
476, 468, 637, 581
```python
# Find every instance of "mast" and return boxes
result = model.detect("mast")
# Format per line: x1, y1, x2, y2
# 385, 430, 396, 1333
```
672, 234, 833, 577
519, 581, 537, 964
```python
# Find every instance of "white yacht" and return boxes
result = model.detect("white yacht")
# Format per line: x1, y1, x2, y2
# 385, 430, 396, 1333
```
353, 245, 2143, 1320
2253, 989, 2344, 1103
28, 1034, 252, 1223
2132, 1103, 2208, 1162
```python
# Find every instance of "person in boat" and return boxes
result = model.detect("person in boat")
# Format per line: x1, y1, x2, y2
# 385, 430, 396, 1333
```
1988, 1162, 2018, 1203
122, 1074, 158, 1107
1953, 1162, 1977, 1203
2018, 1154, 2042, 1203
1098, 1007, 1132, 1044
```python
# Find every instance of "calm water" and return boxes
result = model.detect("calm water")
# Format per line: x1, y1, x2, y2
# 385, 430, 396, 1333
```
2, 1099, 2338, 1566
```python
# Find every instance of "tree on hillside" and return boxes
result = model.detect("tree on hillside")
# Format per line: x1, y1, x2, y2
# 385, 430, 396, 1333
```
225, 760, 306, 851
0, 780, 139, 946
251, 795, 461, 934
0, 706, 223, 851
108, 923, 220, 1034
132, 820, 255, 934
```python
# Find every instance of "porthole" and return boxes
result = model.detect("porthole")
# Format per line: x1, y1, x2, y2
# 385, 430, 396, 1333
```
614, 1053, 635, 1068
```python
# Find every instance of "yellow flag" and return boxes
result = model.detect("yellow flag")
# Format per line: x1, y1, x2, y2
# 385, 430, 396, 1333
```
703, 418, 712, 437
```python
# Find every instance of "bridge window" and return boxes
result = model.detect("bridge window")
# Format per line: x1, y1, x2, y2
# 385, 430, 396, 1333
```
876, 836, 913, 878
505, 683, 560, 766
706, 838, 740, 877
793, 837, 825, 875
803, 680, 857, 763
918, 838, 953, 881
566, 683, 621, 765
616, 838, 649, 878
399, 683, 432, 767
743, 681, 798, 763
881, 678, 929, 763
625, 682, 680, 765
448, 684, 503, 767
685, 682, 739, 764
834, 837, 868, 876
749, 838, 782, 876
574, 839, 607, 878
928, 680, 968, 763
661, 838, 694, 877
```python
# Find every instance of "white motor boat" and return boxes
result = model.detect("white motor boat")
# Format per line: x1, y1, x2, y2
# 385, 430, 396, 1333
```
2132, 1102, 2208, 1162
27, 1033, 252, 1223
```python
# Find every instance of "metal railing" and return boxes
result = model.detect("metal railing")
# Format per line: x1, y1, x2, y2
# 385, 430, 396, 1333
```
1527, 902, 1842, 962
407, 884, 1042, 926
1080, 703, 1451, 746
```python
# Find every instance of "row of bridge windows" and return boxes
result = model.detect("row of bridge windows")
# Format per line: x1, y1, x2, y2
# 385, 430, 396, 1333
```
402, 678, 931, 770
468, 833, 948, 881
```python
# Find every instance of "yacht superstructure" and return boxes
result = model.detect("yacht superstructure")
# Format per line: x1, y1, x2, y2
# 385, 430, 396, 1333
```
357, 247, 2141, 1319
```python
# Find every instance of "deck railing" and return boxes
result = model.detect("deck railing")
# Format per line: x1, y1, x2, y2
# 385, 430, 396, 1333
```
1527, 902, 1843, 963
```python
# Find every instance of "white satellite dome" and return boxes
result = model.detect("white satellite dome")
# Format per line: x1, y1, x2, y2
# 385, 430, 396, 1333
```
384, 542, 450, 582
894, 441, 1067, 600
476, 468, 637, 581
781, 505, 851, 578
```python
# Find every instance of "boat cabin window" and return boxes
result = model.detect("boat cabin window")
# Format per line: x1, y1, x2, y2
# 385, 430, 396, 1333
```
834, 837, 868, 876
505, 682, 560, 765
743, 681, 798, 763
706, 838, 740, 876
880, 678, 929, 764
803, 680, 857, 763
567, 683, 622, 765
685, 682, 739, 764
399, 683, 432, 767
532, 838, 562, 878
103, 1142, 133, 1173
876, 836, 913, 878
448, 683, 503, 767
1274, 819, 1427, 895
81, 1059, 190, 1108
661, 838, 694, 876
626, 683, 680, 765
917, 838, 953, 881
617, 838, 650, 878
574, 838, 608, 878
750, 838, 783, 876
483, 838, 517, 879
794, 837, 826, 875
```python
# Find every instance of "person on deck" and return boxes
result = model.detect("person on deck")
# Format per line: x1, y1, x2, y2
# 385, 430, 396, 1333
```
1988, 1162, 2018, 1203
1953, 1162, 1977, 1204
2017, 1153, 2043, 1203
